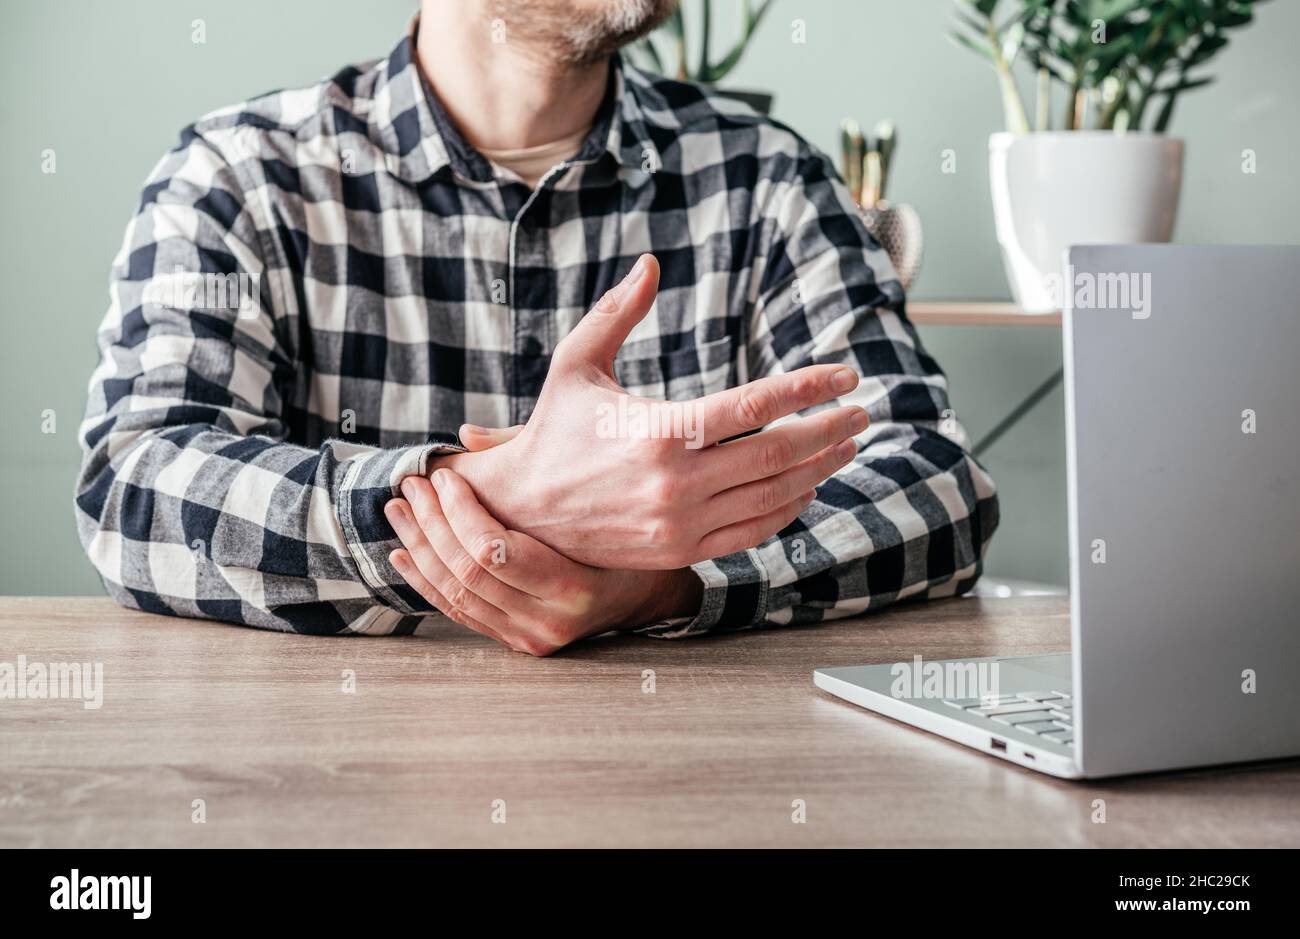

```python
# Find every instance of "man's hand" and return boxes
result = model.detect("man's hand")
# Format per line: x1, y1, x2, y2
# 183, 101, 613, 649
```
457, 423, 523, 451
439, 253, 868, 570
384, 471, 707, 656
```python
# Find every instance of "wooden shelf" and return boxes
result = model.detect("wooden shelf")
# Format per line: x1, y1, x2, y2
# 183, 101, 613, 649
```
907, 302, 1061, 327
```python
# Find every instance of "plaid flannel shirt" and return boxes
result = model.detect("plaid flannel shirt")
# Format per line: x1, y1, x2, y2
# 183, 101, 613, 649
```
76, 21, 999, 637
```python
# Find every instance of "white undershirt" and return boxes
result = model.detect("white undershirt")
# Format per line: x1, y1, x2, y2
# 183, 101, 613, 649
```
477, 126, 592, 188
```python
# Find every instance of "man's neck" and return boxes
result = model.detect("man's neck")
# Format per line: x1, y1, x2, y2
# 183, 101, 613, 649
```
415, 1, 609, 151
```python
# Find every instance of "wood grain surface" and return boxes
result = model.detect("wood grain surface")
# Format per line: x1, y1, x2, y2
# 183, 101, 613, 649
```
1, 596, 1295, 848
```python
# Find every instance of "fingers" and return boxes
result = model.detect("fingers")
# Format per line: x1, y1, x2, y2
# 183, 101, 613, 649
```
430, 469, 576, 598
399, 476, 540, 617
701, 404, 868, 490
694, 365, 862, 446
458, 423, 524, 452
553, 254, 660, 373
388, 547, 509, 645
704, 438, 856, 532
696, 489, 818, 561
384, 494, 510, 633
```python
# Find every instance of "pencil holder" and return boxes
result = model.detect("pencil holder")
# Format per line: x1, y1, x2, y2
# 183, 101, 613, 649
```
861, 202, 923, 290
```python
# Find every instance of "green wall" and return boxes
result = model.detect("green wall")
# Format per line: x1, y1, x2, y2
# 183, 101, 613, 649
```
2, 0, 1295, 596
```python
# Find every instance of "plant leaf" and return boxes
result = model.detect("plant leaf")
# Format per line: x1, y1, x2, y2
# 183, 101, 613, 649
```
949, 30, 996, 62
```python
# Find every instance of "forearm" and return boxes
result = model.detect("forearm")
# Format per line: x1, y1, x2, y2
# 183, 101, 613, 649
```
76, 420, 455, 633
78, 129, 439, 633
764, 429, 999, 623
659, 141, 1003, 635
639, 424, 998, 637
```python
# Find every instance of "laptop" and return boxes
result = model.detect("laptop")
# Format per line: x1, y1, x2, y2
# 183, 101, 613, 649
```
815, 245, 1300, 779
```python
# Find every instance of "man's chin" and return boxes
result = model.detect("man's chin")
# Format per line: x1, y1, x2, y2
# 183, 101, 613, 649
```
520, 0, 679, 68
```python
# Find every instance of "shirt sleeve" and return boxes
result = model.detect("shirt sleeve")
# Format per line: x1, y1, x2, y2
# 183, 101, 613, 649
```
640, 146, 1000, 638
75, 130, 451, 634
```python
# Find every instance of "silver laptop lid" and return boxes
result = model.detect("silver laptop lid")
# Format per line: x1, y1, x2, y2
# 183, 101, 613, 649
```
1064, 245, 1300, 777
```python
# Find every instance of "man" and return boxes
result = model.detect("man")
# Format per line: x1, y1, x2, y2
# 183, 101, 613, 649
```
76, 0, 999, 654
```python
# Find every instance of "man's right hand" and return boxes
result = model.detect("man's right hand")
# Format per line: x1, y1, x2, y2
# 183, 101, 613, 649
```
437, 254, 868, 571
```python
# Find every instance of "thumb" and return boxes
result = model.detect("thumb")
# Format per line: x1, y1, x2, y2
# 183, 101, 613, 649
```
557, 254, 659, 373
458, 423, 524, 451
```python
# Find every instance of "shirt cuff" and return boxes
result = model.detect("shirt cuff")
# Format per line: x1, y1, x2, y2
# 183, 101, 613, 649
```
336, 440, 464, 615
636, 548, 770, 638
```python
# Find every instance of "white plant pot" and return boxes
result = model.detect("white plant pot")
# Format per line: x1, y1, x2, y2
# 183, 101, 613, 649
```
988, 132, 1184, 312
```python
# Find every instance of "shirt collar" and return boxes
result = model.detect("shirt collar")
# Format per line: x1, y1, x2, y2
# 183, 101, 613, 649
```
372, 16, 661, 187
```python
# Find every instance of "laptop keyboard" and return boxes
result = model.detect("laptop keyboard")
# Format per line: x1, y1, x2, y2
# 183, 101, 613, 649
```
941, 691, 1074, 745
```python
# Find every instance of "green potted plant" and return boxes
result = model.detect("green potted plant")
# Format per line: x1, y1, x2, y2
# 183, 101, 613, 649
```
631, 0, 777, 113
951, 0, 1267, 310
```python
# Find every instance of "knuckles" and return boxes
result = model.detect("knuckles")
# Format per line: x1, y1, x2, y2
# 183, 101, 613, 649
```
470, 532, 507, 569
515, 618, 568, 656
759, 434, 796, 477
640, 469, 680, 507
532, 618, 572, 649
734, 384, 778, 429
793, 371, 822, 403
552, 576, 597, 619
630, 431, 682, 467
449, 552, 487, 592
638, 532, 699, 570
440, 578, 476, 615
517, 636, 560, 657
754, 477, 785, 515
640, 517, 680, 553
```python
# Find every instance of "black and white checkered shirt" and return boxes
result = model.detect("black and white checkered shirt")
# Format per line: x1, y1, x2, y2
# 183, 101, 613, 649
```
76, 21, 999, 637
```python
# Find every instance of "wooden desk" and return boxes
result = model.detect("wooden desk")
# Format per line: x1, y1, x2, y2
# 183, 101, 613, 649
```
2, 596, 1295, 848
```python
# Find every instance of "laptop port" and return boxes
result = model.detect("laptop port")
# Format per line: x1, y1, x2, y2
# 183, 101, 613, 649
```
1023, 752, 1036, 760
990, 738, 1007, 752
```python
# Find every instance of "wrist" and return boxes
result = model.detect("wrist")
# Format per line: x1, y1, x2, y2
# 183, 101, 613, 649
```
433, 446, 514, 525
630, 567, 704, 627
661, 567, 704, 620
431, 447, 479, 478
